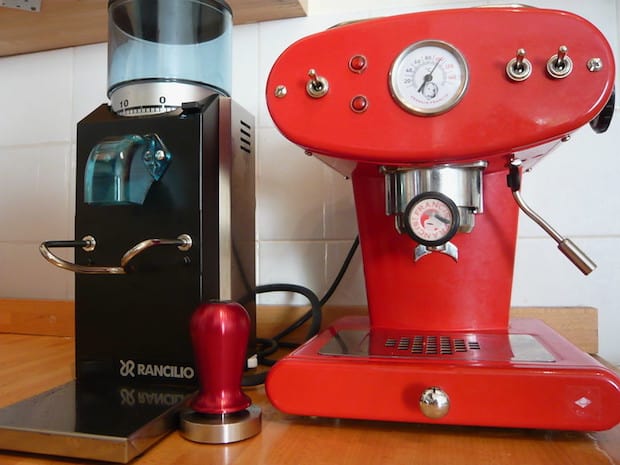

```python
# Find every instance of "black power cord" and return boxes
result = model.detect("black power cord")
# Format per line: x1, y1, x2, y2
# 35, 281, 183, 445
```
241, 236, 360, 386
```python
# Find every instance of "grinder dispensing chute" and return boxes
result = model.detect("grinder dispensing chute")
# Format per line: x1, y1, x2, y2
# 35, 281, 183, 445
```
0, 1, 257, 463
265, 6, 620, 431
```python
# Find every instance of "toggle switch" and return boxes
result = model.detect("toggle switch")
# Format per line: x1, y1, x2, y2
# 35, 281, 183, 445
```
546, 45, 573, 79
506, 48, 532, 82
306, 69, 330, 98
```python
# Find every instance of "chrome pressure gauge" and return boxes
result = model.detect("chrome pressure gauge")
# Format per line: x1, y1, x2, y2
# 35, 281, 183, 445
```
404, 192, 460, 246
389, 40, 469, 116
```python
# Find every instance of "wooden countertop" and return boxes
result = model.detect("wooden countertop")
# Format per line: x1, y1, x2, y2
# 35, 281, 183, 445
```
0, 332, 619, 465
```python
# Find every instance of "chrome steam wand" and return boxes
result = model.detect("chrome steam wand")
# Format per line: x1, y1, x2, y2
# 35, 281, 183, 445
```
507, 160, 596, 275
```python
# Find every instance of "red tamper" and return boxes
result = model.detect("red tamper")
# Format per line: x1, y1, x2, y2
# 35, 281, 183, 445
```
180, 301, 261, 444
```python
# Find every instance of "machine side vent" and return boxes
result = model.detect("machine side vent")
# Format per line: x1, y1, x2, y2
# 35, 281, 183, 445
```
385, 335, 480, 355
239, 120, 252, 154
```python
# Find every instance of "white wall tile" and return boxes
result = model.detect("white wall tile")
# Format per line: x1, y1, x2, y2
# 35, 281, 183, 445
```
68, 142, 77, 238
72, 43, 108, 130
309, 0, 486, 15
232, 23, 260, 117
0, 143, 72, 242
0, 243, 73, 300
518, 123, 620, 238
257, 127, 324, 240
512, 237, 620, 365
368, 0, 487, 17
324, 240, 367, 306
322, 165, 358, 240
257, 241, 325, 305
0, 49, 73, 146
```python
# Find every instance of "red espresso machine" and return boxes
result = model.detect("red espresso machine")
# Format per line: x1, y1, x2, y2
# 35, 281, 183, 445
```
264, 6, 620, 430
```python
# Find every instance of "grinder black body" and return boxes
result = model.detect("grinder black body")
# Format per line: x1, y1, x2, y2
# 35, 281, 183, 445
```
0, 95, 256, 463
75, 95, 256, 385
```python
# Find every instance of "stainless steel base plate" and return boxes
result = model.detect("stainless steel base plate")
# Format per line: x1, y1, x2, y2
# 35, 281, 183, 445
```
0, 381, 193, 463
180, 405, 261, 444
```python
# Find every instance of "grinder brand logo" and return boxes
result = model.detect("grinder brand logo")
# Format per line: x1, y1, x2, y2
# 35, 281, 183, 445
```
120, 359, 136, 377
119, 388, 187, 407
119, 359, 195, 380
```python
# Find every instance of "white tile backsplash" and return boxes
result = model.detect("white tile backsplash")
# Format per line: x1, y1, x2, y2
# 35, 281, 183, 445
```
518, 123, 620, 238
0, 0, 618, 364
0, 242, 73, 299
512, 237, 620, 365
322, 166, 358, 240
258, 240, 326, 305
72, 43, 108, 130
0, 143, 72, 242
257, 127, 325, 240
0, 49, 74, 146
324, 240, 366, 306
232, 23, 260, 116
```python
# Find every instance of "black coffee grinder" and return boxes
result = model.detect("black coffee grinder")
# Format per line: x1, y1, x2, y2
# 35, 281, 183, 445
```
0, 0, 255, 462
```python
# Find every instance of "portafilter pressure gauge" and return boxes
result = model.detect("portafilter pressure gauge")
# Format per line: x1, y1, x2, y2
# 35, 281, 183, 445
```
403, 192, 460, 247
389, 40, 469, 116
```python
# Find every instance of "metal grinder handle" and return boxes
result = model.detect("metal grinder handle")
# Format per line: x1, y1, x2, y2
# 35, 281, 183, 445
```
39, 234, 192, 274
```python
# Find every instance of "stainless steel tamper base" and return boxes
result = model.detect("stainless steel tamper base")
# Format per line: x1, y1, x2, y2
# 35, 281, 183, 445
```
180, 405, 261, 444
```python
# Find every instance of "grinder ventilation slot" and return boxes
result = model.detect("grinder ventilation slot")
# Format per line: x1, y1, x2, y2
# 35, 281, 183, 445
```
240, 120, 253, 154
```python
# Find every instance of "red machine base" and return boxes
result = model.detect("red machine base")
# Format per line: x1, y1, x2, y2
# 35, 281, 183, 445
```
266, 317, 620, 431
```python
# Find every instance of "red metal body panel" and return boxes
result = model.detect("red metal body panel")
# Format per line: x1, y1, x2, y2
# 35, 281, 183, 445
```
267, 318, 620, 431
353, 167, 517, 332
266, 7, 614, 172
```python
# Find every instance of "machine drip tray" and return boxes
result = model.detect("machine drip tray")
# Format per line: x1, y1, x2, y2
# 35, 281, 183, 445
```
0, 381, 194, 463
318, 329, 556, 362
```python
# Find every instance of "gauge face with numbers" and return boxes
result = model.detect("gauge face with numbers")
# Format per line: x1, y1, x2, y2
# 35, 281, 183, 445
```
389, 40, 469, 116
404, 192, 460, 247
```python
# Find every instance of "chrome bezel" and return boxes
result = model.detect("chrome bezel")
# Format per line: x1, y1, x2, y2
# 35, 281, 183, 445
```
389, 39, 469, 116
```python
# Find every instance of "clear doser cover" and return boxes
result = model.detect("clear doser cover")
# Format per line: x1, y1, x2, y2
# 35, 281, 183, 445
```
108, 0, 232, 96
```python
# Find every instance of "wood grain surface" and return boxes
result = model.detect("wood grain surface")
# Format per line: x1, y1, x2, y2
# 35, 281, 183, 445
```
0, 300, 600, 354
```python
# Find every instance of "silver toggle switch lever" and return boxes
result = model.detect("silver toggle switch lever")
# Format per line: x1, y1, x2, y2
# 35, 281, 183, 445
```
306, 69, 329, 98
507, 160, 596, 275
506, 48, 532, 81
547, 45, 573, 79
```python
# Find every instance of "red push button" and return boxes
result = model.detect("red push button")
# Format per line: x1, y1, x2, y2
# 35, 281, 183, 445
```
349, 55, 367, 73
350, 95, 369, 113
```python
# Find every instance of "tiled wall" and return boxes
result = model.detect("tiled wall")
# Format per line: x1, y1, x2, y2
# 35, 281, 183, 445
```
0, 0, 618, 363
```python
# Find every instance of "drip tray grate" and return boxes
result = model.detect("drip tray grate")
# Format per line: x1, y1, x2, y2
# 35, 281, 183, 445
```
318, 330, 555, 362
385, 335, 480, 355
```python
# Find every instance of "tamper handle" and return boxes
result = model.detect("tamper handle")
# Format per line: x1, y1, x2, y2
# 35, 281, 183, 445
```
190, 301, 252, 415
